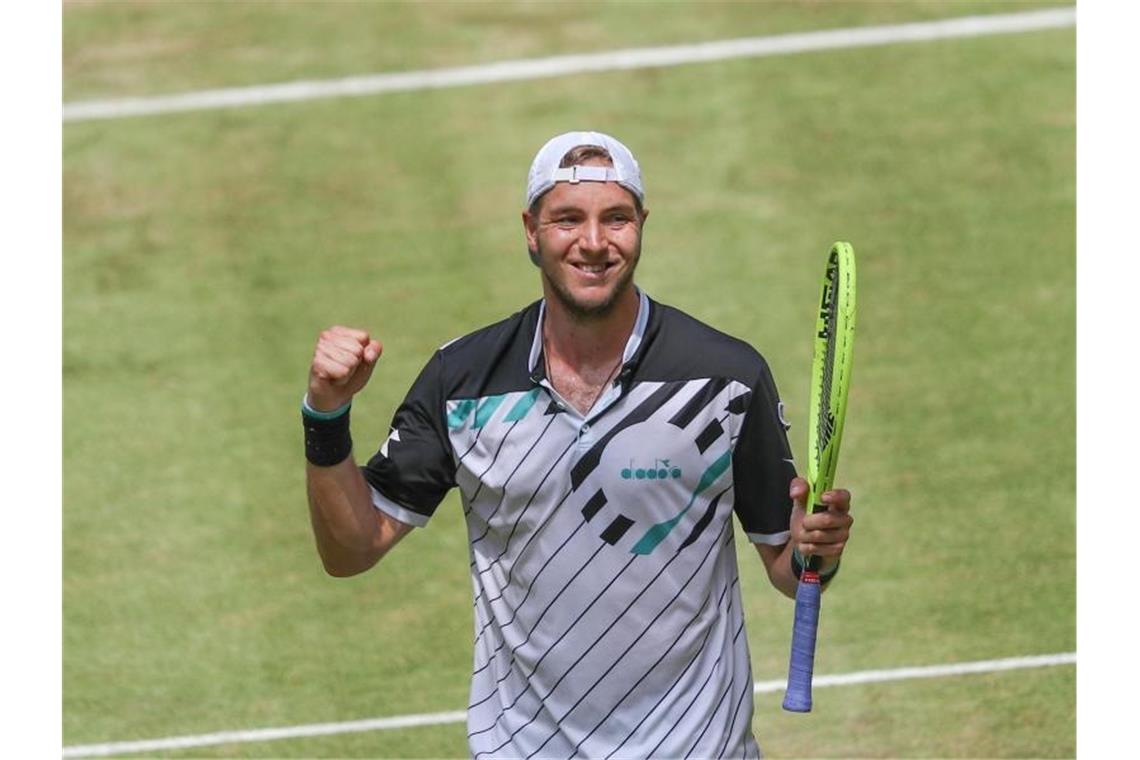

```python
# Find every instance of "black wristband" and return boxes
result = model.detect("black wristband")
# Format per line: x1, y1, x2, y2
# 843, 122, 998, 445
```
302, 406, 353, 467
791, 547, 840, 584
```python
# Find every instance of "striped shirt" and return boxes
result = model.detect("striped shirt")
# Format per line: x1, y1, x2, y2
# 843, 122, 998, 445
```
364, 291, 795, 758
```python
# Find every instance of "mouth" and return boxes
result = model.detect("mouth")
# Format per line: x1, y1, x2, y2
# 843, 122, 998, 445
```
570, 261, 617, 278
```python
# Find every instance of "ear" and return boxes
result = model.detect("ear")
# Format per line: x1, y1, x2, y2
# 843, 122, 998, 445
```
522, 209, 540, 262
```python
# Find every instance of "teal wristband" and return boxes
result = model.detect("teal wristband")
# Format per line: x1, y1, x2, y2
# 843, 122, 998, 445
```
301, 395, 351, 421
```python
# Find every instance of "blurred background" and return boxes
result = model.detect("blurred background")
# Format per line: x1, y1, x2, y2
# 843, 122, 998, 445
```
63, 1, 1074, 756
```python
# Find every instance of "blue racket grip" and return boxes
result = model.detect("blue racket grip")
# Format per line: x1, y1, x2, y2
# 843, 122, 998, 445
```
783, 572, 822, 712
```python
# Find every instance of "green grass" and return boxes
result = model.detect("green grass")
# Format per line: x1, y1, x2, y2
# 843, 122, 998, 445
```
64, 2, 1074, 756
63, 0, 1070, 100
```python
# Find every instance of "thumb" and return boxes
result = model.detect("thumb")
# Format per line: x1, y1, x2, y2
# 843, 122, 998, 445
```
790, 477, 809, 509
363, 339, 383, 365
343, 355, 380, 398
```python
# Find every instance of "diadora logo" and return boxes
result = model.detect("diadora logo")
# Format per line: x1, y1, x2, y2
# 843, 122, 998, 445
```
592, 417, 733, 556
620, 458, 683, 481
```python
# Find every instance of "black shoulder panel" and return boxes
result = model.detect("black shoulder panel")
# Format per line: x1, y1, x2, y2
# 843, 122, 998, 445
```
632, 300, 768, 388
436, 300, 542, 400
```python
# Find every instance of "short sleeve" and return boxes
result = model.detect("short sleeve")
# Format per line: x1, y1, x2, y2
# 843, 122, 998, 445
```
361, 352, 456, 527
732, 360, 796, 545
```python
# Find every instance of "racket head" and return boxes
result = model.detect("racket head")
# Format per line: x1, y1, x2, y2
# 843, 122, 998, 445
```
783, 241, 858, 714
805, 241, 857, 509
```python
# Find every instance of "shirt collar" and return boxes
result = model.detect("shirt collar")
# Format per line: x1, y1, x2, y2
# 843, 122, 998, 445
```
527, 288, 650, 379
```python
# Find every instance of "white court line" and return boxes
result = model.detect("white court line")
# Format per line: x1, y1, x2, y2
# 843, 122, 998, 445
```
63, 652, 1075, 758
63, 7, 1075, 123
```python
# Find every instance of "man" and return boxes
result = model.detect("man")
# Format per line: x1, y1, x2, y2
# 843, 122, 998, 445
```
303, 131, 853, 758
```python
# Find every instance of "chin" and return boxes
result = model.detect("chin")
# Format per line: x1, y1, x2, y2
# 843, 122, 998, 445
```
538, 249, 640, 320
550, 280, 631, 320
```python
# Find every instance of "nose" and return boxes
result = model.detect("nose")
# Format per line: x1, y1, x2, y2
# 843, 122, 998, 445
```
579, 218, 607, 254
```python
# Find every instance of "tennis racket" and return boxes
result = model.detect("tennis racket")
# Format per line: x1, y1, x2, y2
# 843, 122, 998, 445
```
782, 241, 857, 713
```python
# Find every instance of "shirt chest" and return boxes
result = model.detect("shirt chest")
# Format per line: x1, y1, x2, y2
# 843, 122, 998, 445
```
447, 379, 746, 558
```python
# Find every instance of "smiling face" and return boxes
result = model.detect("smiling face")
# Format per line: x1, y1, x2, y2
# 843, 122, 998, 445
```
523, 159, 649, 322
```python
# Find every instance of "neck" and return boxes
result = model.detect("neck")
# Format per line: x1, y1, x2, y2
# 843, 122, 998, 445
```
542, 286, 639, 371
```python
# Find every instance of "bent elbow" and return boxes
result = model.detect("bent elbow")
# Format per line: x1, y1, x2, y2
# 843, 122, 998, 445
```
319, 551, 381, 578
322, 562, 361, 578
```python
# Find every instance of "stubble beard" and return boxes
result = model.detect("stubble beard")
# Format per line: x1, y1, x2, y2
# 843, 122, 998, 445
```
540, 243, 641, 323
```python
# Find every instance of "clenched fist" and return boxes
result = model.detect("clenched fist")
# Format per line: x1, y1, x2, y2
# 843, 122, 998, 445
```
308, 326, 383, 412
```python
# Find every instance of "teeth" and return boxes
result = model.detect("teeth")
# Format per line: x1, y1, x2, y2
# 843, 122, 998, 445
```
578, 264, 606, 273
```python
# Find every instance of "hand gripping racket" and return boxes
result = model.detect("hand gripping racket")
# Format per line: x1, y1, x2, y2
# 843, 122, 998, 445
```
782, 241, 857, 713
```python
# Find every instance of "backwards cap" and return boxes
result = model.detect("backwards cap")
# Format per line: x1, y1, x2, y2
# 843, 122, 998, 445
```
525, 131, 645, 208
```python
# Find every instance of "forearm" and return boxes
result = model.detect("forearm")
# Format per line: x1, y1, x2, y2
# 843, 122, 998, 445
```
762, 543, 800, 599
306, 457, 386, 576
756, 542, 840, 600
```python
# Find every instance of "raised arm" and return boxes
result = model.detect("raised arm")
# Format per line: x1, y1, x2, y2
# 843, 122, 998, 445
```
304, 326, 413, 577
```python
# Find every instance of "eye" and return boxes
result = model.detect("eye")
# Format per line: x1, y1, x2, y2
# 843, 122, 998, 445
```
553, 214, 580, 228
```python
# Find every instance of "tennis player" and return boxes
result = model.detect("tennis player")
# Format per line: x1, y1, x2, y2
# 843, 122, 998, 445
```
302, 131, 854, 758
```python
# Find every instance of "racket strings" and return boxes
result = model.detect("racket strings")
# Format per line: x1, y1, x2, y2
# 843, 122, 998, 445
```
815, 270, 840, 461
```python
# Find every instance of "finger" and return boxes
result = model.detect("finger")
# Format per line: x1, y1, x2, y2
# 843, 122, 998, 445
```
799, 510, 852, 533
311, 360, 338, 381
797, 540, 846, 558
311, 354, 359, 384
821, 489, 852, 513
319, 330, 367, 357
313, 339, 365, 374
327, 325, 373, 345
313, 357, 360, 387
801, 511, 854, 533
798, 526, 852, 549
318, 341, 365, 369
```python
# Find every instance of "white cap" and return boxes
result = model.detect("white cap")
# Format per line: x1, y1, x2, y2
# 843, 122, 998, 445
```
525, 131, 645, 208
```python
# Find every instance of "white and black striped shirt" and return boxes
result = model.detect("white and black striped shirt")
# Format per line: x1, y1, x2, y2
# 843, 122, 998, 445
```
364, 291, 795, 758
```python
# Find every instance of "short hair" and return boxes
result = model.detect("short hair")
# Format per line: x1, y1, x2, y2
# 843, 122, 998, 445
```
527, 145, 644, 216
558, 145, 614, 169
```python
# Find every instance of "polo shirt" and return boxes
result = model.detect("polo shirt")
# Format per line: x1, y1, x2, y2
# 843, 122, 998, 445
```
363, 289, 795, 759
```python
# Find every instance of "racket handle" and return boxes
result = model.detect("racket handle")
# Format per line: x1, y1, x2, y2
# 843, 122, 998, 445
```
782, 571, 822, 713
